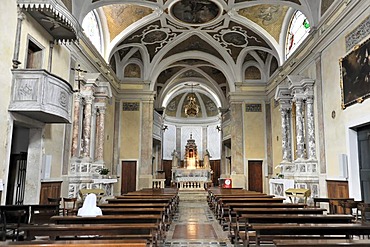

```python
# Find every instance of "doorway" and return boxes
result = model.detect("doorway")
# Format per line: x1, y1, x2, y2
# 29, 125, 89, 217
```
7, 125, 30, 205
121, 160, 137, 194
248, 160, 263, 192
357, 124, 370, 203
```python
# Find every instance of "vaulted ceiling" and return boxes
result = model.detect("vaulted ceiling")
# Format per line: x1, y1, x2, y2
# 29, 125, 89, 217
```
70, 0, 335, 117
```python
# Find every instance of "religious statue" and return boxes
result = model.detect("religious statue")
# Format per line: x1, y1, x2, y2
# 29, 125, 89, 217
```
171, 149, 179, 167
203, 149, 211, 168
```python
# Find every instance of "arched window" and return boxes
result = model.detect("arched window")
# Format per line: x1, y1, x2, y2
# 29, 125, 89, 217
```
82, 11, 102, 53
285, 10, 310, 59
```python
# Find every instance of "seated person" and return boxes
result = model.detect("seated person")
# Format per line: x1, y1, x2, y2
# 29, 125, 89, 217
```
77, 193, 102, 217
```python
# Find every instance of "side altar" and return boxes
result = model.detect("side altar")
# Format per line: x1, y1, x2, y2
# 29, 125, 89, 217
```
171, 134, 212, 190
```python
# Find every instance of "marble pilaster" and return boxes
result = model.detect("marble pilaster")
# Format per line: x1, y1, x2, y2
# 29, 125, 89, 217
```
230, 102, 244, 174
306, 96, 316, 160
280, 106, 292, 162
294, 96, 305, 159
140, 99, 154, 177
71, 93, 82, 157
96, 106, 106, 161
82, 95, 94, 158
24, 128, 43, 204
12, 9, 25, 68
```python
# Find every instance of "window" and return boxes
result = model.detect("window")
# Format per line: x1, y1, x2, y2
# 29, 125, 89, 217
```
26, 39, 43, 69
82, 11, 102, 53
285, 10, 310, 59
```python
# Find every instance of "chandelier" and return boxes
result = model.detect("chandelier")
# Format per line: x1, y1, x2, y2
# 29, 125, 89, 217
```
184, 83, 200, 117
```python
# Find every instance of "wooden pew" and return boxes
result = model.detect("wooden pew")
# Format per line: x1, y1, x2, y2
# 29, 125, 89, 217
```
20, 223, 159, 246
100, 207, 171, 230
216, 197, 285, 219
3, 239, 147, 247
112, 196, 178, 213
51, 215, 164, 240
235, 214, 354, 245
246, 223, 370, 247
273, 239, 370, 246
221, 203, 307, 224
313, 197, 354, 214
228, 208, 327, 244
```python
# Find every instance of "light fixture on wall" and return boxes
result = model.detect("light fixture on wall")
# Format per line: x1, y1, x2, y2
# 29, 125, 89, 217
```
162, 125, 168, 131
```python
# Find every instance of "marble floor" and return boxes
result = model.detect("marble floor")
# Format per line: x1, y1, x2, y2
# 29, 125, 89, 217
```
162, 191, 232, 247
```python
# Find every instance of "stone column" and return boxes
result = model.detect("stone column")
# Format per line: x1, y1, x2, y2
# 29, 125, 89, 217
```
95, 106, 106, 161
12, 9, 25, 68
229, 99, 244, 174
71, 93, 82, 157
280, 105, 292, 162
82, 95, 94, 158
294, 96, 305, 160
306, 95, 316, 160
274, 85, 293, 170
140, 95, 155, 177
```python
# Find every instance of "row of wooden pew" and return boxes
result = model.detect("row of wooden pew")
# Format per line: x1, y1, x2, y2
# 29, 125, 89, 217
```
207, 187, 370, 247
2, 188, 179, 247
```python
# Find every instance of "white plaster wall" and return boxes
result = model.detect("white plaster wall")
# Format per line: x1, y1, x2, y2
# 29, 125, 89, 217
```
163, 125, 176, 160
207, 124, 221, 159
0, 0, 18, 203
321, 12, 370, 200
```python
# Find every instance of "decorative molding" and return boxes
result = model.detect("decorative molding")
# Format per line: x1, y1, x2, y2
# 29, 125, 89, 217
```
245, 103, 262, 112
122, 102, 140, 111
345, 15, 370, 51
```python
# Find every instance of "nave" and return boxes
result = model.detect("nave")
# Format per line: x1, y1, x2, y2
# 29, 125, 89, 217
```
163, 191, 231, 247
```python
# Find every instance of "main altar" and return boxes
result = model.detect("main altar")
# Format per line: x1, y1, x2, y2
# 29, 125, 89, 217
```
171, 134, 212, 190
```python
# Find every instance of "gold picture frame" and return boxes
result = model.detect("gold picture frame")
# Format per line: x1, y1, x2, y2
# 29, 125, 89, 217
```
340, 36, 370, 109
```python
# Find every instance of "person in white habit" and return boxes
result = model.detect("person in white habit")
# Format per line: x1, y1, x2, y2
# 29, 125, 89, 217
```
77, 193, 102, 217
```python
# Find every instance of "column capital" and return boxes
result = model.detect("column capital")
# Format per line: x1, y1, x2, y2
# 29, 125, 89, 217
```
84, 95, 94, 104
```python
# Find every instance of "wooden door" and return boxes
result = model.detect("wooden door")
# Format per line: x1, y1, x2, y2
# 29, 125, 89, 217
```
210, 160, 221, 186
162, 160, 172, 187
39, 181, 62, 204
248, 160, 263, 192
121, 161, 137, 195
358, 125, 370, 203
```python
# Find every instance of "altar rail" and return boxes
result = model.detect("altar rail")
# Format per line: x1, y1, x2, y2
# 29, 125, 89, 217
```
152, 179, 166, 189
175, 181, 206, 190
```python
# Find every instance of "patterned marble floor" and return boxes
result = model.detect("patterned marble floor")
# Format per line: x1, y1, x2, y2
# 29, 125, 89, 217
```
162, 191, 232, 247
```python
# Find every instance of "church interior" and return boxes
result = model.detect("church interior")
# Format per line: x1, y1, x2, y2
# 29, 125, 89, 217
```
0, 0, 370, 246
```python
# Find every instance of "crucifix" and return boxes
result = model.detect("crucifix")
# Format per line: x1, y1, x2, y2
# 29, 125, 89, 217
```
71, 64, 87, 92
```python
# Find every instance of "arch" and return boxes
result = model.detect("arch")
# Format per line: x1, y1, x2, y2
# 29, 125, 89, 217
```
149, 51, 236, 93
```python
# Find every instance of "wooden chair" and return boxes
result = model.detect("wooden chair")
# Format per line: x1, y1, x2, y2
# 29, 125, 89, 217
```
79, 189, 105, 204
47, 197, 62, 215
0, 205, 29, 241
47, 197, 61, 205
62, 197, 78, 216
358, 203, 370, 223
340, 200, 362, 221
30, 205, 59, 225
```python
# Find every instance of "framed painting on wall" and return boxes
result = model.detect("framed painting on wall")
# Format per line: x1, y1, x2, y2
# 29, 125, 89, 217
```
340, 36, 370, 109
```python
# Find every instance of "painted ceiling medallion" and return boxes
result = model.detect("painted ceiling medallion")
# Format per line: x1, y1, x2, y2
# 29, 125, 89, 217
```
170, 0, 221, 25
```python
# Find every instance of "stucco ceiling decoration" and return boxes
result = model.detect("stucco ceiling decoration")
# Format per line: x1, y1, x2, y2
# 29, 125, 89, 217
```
169, 0, 222, 26
238, 4, 289, 43
73, 0, 328, 112
102, 4, 153, 41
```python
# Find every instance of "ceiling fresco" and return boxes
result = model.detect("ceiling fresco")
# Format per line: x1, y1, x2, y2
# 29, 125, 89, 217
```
72, 0, 335, 117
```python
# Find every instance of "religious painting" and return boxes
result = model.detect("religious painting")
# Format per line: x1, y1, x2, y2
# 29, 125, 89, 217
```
340, 37, 370, 109
171, 0, 220, 25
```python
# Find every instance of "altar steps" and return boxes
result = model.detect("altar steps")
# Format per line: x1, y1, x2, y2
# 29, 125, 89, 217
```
178, 190, 208, 201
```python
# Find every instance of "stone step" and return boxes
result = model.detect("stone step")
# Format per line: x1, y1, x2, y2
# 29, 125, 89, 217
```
178, 191, 208, 201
